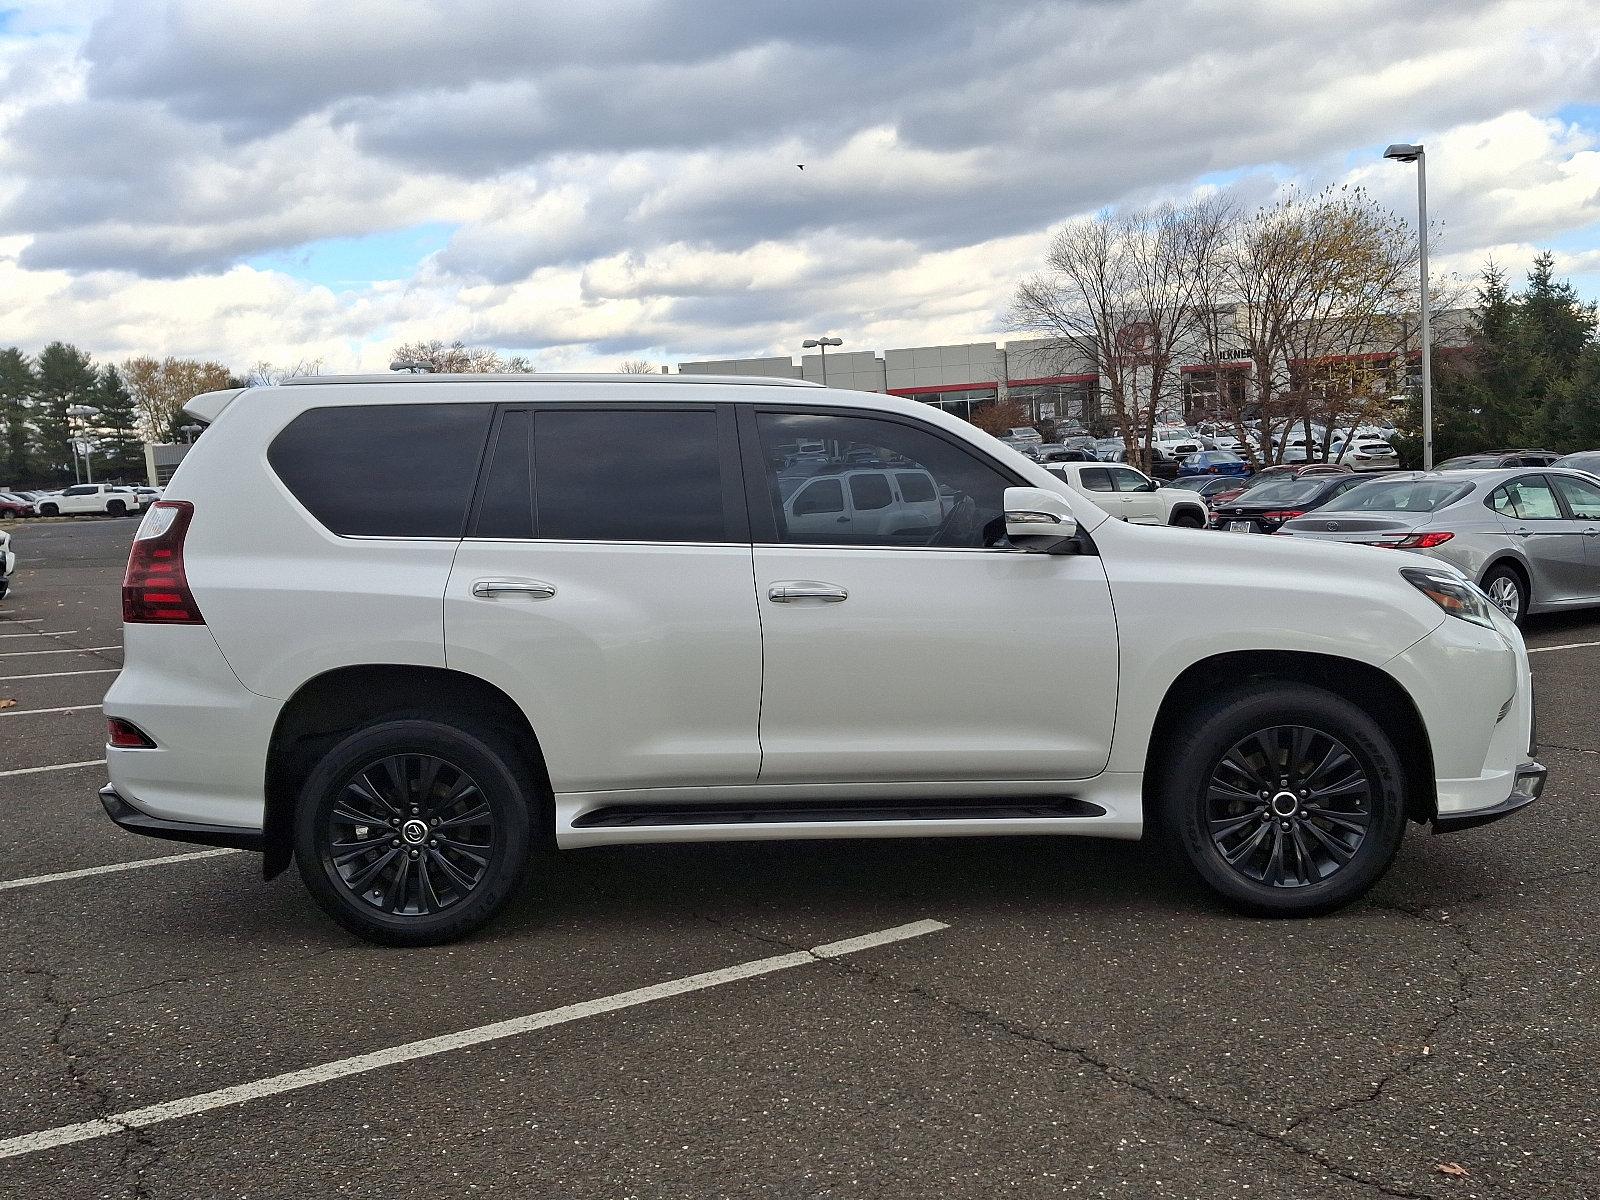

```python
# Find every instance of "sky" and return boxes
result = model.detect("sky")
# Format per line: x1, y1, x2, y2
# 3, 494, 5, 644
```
0, 0, 1597, 374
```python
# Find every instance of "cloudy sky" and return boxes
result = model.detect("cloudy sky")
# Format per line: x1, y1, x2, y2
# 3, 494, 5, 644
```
0, 0, 1597, 373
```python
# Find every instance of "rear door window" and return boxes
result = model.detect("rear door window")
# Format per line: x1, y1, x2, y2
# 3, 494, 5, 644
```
849, 473, 893, 511
1078, 468, 1114, 492
1497, 475, 1563, 520
269, 403, 493, 537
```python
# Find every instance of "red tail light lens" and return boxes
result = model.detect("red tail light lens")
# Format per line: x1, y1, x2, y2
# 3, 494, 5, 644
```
123, 501, 205, 624
107, 718, 156, 748
1261, 510, 1306, 522
1377, 531, 1455, 550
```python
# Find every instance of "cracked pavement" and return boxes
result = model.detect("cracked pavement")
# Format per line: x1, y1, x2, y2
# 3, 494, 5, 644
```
1, 518, 1597, 1198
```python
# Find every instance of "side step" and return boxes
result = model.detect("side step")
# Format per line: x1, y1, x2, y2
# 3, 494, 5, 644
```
572, 796, 1104, 829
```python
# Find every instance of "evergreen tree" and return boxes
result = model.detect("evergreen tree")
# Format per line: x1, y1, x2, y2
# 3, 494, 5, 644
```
93, 364, 144, 481
34, 342, 99, 484
1428, 262, 1534, 457
1521, 251, 1599, 447
0, 348, 36, 486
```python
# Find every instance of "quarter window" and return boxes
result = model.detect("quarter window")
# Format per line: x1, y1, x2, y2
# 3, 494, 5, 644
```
268, 404, 493, 537
755, 411, 1014, 548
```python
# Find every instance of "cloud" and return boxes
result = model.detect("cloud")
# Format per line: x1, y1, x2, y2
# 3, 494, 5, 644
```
0, 0, 1597, 370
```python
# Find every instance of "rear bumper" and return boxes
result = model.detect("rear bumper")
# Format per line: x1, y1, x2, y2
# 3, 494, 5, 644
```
100, 784, 264, 852
1432, 761, 1546, 834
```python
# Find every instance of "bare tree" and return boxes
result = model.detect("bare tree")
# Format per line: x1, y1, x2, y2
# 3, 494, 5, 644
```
391, 340, 533, 373
248, 358, 324, 386
1013, 197, 1232, 470
617, 359, 660, 375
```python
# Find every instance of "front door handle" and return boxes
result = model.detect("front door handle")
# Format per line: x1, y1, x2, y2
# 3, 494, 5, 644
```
472, 579, 556, 599
1584, 528, 1600, 538
768, 581, 849, 603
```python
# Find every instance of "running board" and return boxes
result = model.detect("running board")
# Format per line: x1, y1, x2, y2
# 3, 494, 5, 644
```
572, 796, 1104, 828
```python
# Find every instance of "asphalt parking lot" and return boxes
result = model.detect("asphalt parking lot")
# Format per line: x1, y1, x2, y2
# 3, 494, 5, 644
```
1, 518, 1597, 1199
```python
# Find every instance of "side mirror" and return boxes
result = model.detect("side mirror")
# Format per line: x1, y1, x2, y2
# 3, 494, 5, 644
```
1004, 486, 1079, 553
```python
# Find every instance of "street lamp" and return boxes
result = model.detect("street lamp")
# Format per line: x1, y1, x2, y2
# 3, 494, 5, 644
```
180, 423, 203, 445
66, 404, 100, 483
801, 336, 843, 386
1384, 142, 1431, 470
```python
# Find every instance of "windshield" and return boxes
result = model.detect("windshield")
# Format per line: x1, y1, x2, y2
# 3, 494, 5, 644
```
1321, 479, 1473, 513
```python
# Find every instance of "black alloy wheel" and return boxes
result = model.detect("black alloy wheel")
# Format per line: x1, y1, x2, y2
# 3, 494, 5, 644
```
323, 753, 496, 916
1205, 725, 1370, 888
1157, 684, 1408, 916
295, 717, 536, 945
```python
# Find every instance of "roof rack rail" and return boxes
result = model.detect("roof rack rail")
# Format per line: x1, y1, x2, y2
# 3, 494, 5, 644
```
279, 372, 822, 388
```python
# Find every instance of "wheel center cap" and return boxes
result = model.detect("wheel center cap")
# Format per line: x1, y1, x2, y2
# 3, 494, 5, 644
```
401, 819, 429, 845
1270, 791, 1300, 817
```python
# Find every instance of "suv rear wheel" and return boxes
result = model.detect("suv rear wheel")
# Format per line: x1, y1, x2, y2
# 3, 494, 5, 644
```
1157, 684, 1408, 916
293, 717, 536, 945
106, 499, 126, 516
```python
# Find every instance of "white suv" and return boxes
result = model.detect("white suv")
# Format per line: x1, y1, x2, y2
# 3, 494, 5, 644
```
101, 374, 1544, 945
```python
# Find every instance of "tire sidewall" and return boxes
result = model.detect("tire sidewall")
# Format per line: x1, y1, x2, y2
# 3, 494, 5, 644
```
1161, 686, 1408, 915
293, 718, 535, 945
1481, 564, 1528, 627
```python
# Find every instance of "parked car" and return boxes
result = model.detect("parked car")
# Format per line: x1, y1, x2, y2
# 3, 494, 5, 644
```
1035, 445, 1097, 463
1437, 450, 1561, 470
1042, 460, 1210, 527
1550, 450, 1600, 479
1177, 450, 1251, 478
1206, 463, 1356, 509
0, 528, 13, 598
1209, 473, 1370, 534
99, 372, 1542, 944
33, 483, 146, 517
1004, 426, 1043, 445
1167, 476, 1247, 504
1329, 437, 1400, 472
1092, 437, 1125, 461
1278, 467, 1600, 624
0, 491, 32, 518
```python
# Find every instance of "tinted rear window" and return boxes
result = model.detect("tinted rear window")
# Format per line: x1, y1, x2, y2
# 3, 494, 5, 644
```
268, 404, 492, 537
1321, 479, 1474, 513
533, 410, 726, 542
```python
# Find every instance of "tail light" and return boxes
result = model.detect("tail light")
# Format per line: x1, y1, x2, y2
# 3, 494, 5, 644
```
1377, 531, 1455, 550
1261, 510, 1306, 522
123, 501, 205, 624
107, 718, 156, 748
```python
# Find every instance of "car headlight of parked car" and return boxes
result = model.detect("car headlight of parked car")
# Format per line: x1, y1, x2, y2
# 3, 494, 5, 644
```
1401, 566, 1499, 631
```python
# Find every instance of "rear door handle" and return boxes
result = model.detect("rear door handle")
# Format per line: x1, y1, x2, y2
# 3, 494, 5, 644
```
472, 578, 556, 599
768, 581, 848, 603
1584, 528, 1600, 538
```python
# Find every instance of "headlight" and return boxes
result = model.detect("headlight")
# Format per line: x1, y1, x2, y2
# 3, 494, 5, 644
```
1401, 566, 1498, 630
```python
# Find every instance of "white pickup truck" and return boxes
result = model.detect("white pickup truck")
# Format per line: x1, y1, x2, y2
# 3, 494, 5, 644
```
1040, 460, 1210, 528
33, 484, 147, 517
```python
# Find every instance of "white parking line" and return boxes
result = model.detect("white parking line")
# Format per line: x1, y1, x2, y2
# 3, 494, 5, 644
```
0, 704, 101, 719
0, 644, 120, 657
0, 848, 240, 892
0, 918, 947, 1160
0, 618, 42, 623
1528, 640, 1600, 654
0, 759, 105, 778
0, 668, 118, 681
0, 630, 79, 639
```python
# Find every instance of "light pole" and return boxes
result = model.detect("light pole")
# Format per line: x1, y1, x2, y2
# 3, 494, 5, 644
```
1384, 142, 1430, 469
66, 404, 100, 483
180, 423, 203, 445
801, 336, 843, 386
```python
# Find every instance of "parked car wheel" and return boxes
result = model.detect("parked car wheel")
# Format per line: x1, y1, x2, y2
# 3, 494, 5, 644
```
293, 717, 537, 946
1157, 684, 1408, 916
1170, 509, 1205, 529
107, 499, 126, 516
39, 502, 58, 516
1480, 563, 1528, 627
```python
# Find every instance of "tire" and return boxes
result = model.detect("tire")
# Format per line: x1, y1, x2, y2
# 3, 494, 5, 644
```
293, 717, 538, 946
39, 503, 57, 516
1170, 509, 1205, 529
106, 499, 126, 516
1155, 683, 1408, 917
1480, 563, 1528, 627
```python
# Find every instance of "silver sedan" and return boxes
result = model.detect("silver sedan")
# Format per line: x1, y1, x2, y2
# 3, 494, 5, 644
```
1277, 467, 1600, 625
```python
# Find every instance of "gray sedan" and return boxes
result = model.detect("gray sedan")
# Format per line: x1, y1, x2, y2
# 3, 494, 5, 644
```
1277, 468, 1600, 625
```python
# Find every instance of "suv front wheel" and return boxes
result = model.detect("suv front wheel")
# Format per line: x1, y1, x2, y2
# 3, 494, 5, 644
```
293, 717, 537, 945
1157, 684, 1408, 916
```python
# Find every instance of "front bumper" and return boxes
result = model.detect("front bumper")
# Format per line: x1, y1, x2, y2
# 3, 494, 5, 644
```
1432, 761, 1546, 834
100, 784, 264, 852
